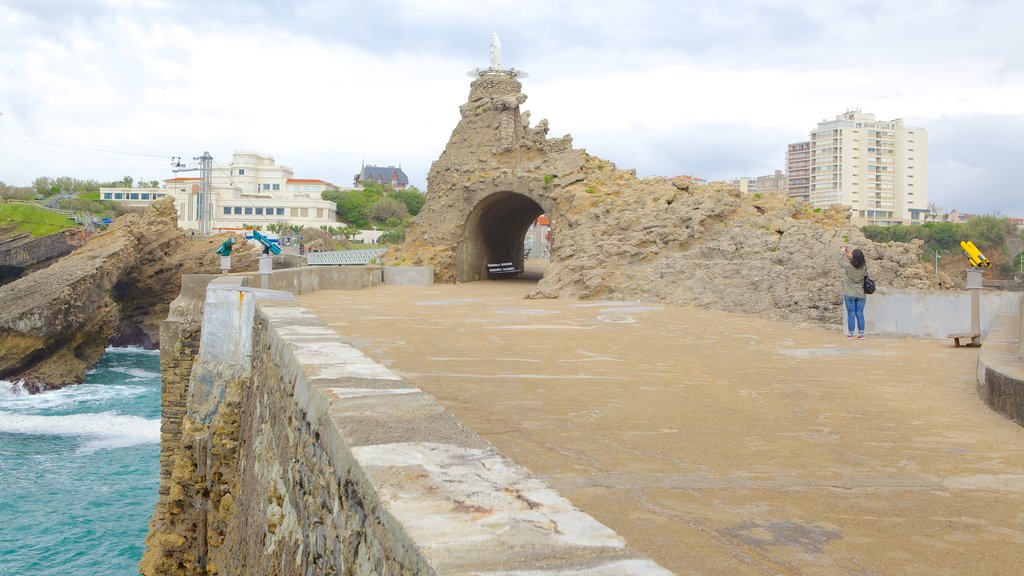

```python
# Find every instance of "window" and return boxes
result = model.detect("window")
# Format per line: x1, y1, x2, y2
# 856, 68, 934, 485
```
233, 207, 242, 215
255, 207, 264, 215
262, 183, 270, 191
238, 169, 245, 175
130, 193, 139, 200
141, 193, 150, 200
103, 192, 113, 199
245, 207, 253, 215
223, 207, 231, 215
114, 193, 123, 199
272, 184, 280, 190
276, 208, 285, 216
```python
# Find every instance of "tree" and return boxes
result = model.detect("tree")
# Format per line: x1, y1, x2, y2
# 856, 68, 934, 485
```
322, 185, 384, 228
920, 222, 959, 251
369, 198, 409, 224
32, 176, 53, 197
391, 187, 425, 216
378, 225, 407, 244
960, 215, 1012, 250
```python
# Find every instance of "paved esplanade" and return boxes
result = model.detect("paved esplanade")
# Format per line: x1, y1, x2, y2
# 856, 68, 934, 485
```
298, 266, 1024, 575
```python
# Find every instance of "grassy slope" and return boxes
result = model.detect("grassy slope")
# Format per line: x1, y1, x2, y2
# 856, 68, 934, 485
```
0, 204, 77, 236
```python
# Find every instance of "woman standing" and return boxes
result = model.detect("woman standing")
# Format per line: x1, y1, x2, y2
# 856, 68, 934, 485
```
839, 245, 868, 340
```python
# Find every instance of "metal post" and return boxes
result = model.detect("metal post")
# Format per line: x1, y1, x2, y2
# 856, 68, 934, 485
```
965, 268, 983, 346
198, 152, 213, 237
258, 255, 272, 289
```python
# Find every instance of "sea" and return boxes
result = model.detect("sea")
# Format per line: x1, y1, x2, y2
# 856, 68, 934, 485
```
0, 347, 162, 576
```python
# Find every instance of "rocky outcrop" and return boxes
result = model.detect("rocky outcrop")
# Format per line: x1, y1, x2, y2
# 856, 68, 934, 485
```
385, 73, 939, 326
0, 197, 260, 392
529, 167, 939, 325
0, 228, 86, 286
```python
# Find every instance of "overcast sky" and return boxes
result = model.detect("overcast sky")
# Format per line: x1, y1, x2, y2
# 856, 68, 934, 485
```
2, 0, 1022, 216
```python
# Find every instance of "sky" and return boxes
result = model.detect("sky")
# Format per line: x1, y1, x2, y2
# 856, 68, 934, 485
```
1, 0, 1023, 216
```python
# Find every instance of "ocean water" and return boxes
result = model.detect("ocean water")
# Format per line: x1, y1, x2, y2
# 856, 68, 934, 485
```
0, 347, 161, 576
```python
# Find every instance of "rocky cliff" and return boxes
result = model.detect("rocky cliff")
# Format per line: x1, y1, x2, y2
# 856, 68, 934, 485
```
385, 72, 941, 326
0, 227, 85, 286
0, 197, 260, 392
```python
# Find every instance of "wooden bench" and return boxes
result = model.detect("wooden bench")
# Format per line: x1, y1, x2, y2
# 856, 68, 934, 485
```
947, 332, 981, 348
487, 262, 522, 279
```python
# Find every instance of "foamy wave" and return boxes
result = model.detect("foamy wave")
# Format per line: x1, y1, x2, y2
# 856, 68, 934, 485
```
108, 366, 162, 381
0, 410, 160, 451
0, 380, 28, 400
0, 383, 147, 412
104, 346, 160, 356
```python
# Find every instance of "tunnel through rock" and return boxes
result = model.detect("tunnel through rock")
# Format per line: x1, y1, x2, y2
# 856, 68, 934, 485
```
456, 191, 546, 282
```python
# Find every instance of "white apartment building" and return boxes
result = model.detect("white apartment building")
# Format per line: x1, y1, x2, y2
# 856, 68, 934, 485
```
100, 150, 339, 233
803, 110, 928, 225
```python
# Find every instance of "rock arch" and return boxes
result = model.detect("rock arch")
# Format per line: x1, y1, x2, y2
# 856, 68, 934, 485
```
385, 72, 577, 283
457, 189, 547, 281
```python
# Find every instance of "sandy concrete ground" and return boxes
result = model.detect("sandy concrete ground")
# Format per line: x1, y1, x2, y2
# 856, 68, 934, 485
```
298, 263, 1024, 575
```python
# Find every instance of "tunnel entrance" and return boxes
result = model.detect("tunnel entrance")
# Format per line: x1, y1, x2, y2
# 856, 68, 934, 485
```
455, 191, 547, 282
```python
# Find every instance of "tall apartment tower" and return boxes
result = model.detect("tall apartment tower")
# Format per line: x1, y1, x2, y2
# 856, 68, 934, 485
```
786, 142, 811, 202
804, 110, 928, 224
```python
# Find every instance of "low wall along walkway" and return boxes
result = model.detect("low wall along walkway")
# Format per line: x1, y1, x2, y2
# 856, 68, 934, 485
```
977, 291, 1024, 426
140, 266, 669, 575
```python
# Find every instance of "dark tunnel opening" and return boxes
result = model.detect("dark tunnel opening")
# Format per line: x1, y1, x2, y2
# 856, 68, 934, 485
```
456, 192, 546, 281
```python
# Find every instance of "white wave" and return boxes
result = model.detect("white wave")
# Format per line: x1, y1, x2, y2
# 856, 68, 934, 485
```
0, 410, 160, 452
0, 380, 28, 399
108, 366, 162, 380
0, 383, 147, 412
103, 346, 160, 356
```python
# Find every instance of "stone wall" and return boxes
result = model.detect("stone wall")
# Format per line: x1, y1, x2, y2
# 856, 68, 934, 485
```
976, 292, 1024, 427
143, 266, 670, 575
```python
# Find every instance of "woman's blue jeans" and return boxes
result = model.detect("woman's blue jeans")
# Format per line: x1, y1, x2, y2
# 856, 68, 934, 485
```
844, 295, 866, 333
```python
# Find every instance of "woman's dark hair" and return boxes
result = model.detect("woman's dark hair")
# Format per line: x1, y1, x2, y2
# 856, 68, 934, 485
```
850, 248, 865, 269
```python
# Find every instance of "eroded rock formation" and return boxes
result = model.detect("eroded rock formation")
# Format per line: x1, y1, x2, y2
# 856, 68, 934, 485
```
0, 227, 86, 286
385, 72, 939, 325
0, 197, 260, 391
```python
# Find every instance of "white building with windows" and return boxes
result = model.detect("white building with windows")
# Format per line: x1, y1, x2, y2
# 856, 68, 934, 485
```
100, 150, 339, 233
803, 110, 928, 225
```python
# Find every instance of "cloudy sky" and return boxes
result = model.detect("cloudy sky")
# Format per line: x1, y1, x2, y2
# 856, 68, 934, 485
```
1, 0, 1022, 216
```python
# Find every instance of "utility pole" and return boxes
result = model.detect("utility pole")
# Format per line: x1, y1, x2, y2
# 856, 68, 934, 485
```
171, 152, 214, 236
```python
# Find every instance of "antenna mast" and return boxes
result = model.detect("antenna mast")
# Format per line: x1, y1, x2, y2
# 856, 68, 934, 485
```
172, 151, 214, 236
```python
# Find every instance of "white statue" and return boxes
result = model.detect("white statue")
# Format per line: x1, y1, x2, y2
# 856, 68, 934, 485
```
490, 33, 502, 70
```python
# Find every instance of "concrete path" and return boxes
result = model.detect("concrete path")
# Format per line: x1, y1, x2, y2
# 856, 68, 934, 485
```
298, 266, 1024, 575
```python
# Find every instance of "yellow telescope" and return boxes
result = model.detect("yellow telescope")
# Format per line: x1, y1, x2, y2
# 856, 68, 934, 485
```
960, 240, 991, 268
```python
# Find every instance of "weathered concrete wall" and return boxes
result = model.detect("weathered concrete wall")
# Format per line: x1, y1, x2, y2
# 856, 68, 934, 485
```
383, 266, 434, 286
976, 293, 1024, 426
143, 265, 670, 575
861, 289, 1022, 338
240, 264, 384, 293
